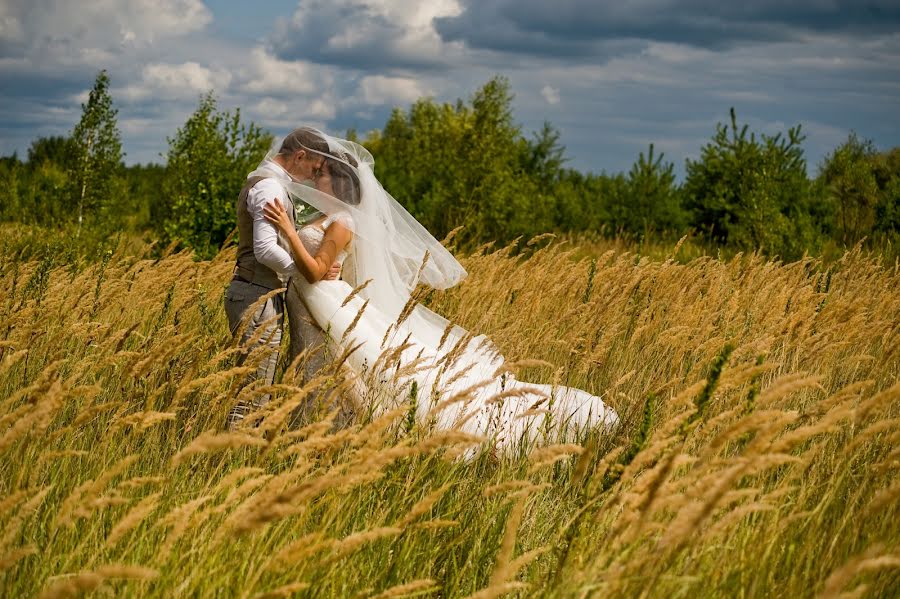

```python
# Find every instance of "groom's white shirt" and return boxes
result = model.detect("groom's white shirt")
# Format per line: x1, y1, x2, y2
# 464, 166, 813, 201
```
246, 158, 298, 281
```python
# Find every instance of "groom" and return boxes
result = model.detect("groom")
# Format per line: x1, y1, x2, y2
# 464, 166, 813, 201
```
224, 127, 339, 429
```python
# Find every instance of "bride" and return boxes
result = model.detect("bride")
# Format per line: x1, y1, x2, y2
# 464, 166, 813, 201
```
251, 129, 618, 451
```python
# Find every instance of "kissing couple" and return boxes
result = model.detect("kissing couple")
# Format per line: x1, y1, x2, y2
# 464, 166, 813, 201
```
223, 127, 618, 452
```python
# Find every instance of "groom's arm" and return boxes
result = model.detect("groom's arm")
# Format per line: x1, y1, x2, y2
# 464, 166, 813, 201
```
247, 180, 341, 280
247, 179, 298, 278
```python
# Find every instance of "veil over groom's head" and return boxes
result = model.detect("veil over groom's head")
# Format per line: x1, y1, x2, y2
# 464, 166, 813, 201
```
278, 126, 329, 157
277, 126, 360, 206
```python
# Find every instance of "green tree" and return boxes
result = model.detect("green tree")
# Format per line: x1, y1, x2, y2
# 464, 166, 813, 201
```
0, 149, 70, 226
872, 147, 900, 235
818, 134, 880, 245
684, 108, 815, 259
121, 163, 166, 231
27, 136, 77, 171
68, 70, 123, 231
551, 169, 615, 233
819, 135, 900, 245
523, 122, 566, 186
161, 93, 272, 259
27, 162, 70, 225
368, 77, 553, 244
0, 156, 23, 222
609, 144, 685, 238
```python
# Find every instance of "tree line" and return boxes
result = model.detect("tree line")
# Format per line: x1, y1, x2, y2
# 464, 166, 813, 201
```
1, 71, 898, 261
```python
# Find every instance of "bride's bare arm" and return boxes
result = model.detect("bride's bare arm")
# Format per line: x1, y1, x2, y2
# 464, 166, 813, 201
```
263, 199, 351, 284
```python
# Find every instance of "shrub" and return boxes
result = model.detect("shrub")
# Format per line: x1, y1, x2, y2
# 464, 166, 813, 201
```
684, 109, 817, 259
160, 93, 272, 259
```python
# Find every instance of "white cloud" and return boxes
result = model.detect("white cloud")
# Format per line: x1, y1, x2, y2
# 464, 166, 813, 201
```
145, 61, 231, 93
245, 93, 337, 130
252, 97, 290, 116
0, 0, 212, 65
119, 117, 157, 135
232, 47, 340, 130
360, 75, 430, 105
541, 85, 560, 105
239, 48, 328, 96
271, 0, 463, 68
119, 61, 232, 101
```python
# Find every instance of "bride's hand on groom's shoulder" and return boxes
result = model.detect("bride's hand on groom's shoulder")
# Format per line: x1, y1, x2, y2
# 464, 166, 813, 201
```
263, 199, 293, 235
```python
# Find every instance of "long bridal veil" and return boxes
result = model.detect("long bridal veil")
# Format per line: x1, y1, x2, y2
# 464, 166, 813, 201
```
249, 128, 618, 450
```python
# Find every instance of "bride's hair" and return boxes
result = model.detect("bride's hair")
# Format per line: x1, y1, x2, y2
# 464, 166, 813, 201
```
278, 127, 329, 157
327, 152, 360, 206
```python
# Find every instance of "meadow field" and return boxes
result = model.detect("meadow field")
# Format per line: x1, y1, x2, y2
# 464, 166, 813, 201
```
0, 231, 898, 598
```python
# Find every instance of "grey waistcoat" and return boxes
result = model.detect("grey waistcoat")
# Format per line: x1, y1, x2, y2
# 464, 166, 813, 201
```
234, 175, 294, 290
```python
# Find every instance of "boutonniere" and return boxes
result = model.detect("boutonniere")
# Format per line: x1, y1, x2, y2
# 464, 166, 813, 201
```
288, 189, 322, 226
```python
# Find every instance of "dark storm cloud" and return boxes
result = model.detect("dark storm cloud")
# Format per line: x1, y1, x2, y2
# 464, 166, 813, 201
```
0, 69, 87, 103
435, 0, 900, 56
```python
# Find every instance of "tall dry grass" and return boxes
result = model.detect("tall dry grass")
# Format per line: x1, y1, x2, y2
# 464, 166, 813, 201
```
0, 231, 898, 597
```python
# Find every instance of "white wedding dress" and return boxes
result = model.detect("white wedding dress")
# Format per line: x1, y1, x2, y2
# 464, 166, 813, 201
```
290, 214, 619, 452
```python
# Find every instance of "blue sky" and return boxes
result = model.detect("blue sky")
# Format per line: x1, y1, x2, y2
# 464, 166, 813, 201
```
1, 1, 898, 177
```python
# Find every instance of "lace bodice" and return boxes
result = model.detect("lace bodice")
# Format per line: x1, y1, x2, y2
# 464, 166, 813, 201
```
297, 213, 352, 265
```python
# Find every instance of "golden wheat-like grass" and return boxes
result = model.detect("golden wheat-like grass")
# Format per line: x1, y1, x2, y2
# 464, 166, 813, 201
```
1, 230, 898, 597
37, 564, 158, 599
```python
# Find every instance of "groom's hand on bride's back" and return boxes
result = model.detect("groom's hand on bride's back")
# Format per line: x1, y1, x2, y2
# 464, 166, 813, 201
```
324, 262, 341, 280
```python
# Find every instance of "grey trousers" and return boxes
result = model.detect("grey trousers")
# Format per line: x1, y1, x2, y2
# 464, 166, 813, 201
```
224, 279, 283, 428
284, 277, 354, 429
